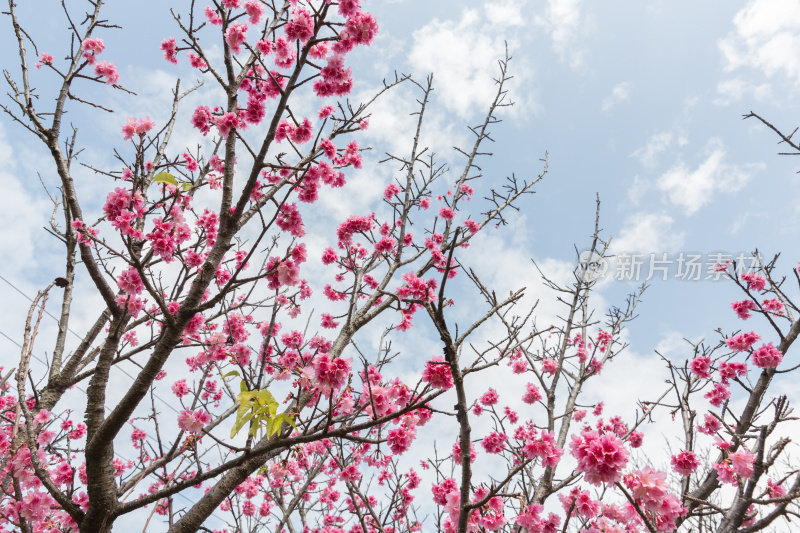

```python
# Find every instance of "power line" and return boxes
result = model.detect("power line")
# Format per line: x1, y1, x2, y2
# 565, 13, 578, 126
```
0, 278, 230, 529
0, 273, 181, 415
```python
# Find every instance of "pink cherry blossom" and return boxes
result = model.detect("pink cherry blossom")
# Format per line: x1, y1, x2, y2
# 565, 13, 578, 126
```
204, 6, 223, 25
320, 313, 339, 329
213, 112, 241, 137
94, 61, 119, 84
731, 299, 756, 320
752, 342, 783, 368
689, 356, 712, 379
705, 383, 731, 407
35, 53, 53, 69
177, 408, 210, 434
768, 479, 787, 499
729, 449, 756, 478
188, 52, 207, 69
121, 117, 154, 140
384, 183, 401, 200
762, 298, 785, 314
285, 8, 314, 42
542, 358, 558, 375
741, 272, 766, 292
274, 36, 296, 67
161, 37, 178, 64
726, 331, 760, 351
422, 356, 453, 390
225, 23, 248, 54
131, 428, 147, 448
338, 0, 361, 18
570, 430, 628, 485
313, 54, 353, 97
482, 431, 508, 454
81, 37, 104, 64
33, 409, 51, 426
311, 353, 351, 395
452, 440, 477, 465
671, 450, 700, 476
172, 379, 189, 398
715, 461, 738, 485
522, 383, 541, 404
387, 425, 416, 455
479, 388, 499, 406
522, 430, 563, 467
117, 266, 144, 296
276, 203, 305, 237
191, 105, 212, 135
464, 219, 480, 234
289, 118, 313, 144
698, 412, 722, 435
559, 487, 600, 520
339, 11, 378, 49
244, 1, 263, 24
321, 247, 338, 265
718, 361, 748, 384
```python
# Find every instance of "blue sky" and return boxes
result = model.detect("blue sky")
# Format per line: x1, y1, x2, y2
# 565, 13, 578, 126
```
2, 1, 798, 353
2, 0, 800, 529
359, 0, 800, 352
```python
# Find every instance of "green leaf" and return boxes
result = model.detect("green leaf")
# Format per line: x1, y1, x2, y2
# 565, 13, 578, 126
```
230, 385, 283, 439
153, 172, 178, 186
221, 370, 240, 380
285, 413, 297, 431
267, 415, 284, 437
236, 392, 254, 406
181, 182, 193, 191
267, 413, 297, 437
230, 411, 256, 439
257, 389, 277, 408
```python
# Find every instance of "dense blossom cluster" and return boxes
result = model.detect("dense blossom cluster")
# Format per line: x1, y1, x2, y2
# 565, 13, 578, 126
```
570, 430, 629, 486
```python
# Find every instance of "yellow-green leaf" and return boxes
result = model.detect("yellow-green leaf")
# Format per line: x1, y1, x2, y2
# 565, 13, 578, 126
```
267, 413, 297, 437
222, 370, 240, 380
153, 172, 178, 186
230, 411, 256, 439
267, 416, 283, 437
231, 384, 283, 439
257, 389, 277, 408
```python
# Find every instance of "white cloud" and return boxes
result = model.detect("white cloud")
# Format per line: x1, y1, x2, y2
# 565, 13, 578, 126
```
485, 0, 527, 27
535, 0, 585, 67
718, 0, 800, 83
627, 175, 648, 205
600, 212, 684, 287
582, 347, 668, 431
611, 212, 684, 255
654, 330, 701, 360
0, 123, 53, 281
601, 81, 632, 111
656, 139, 764, 215
714, 77, 772, 105
460, 212, 591, 331
408, 3, 533, 119
631, 131, 673, 168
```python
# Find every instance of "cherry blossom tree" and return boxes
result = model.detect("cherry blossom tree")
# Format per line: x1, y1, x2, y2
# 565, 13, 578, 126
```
1, 1, 799, 533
